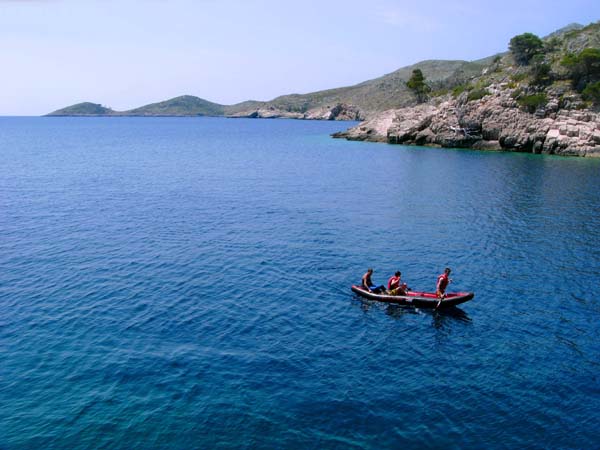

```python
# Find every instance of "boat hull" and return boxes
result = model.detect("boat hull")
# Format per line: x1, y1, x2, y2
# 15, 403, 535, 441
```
351, 285, 474, 308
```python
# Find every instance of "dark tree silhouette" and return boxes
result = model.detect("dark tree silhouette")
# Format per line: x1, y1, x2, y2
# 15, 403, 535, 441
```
406, 69, 431, 103
509, 33, 544, 65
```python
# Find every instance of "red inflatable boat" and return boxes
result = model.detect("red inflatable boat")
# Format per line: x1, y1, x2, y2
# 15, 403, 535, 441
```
351, 285, 474, 309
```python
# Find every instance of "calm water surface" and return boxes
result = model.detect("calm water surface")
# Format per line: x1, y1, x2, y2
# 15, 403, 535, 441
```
1, 117, 599, 449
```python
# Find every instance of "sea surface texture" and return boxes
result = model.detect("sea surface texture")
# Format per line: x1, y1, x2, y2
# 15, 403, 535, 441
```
1, 117, 599, 449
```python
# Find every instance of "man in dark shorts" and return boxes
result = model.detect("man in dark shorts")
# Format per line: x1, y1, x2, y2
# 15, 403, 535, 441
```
362, 268, 385, 293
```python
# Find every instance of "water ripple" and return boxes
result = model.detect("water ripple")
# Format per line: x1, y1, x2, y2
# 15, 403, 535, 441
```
1, 117, 599, 448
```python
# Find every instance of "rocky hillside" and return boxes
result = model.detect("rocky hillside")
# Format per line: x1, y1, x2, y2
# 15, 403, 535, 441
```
47, 60, 491, 120
334, 21, 600, 157
227, 59, 492, 118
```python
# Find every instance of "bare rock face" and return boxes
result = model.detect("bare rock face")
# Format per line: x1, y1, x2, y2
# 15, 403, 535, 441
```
386, 105, 438, 144
227, 107, 304, 119
334, 84, 600, 157
228, 103, 364, 121
304, 103, 363, 121
331, 110, 398, 142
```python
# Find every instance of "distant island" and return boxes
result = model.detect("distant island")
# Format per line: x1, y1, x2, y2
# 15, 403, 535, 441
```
48, 21, 600, 157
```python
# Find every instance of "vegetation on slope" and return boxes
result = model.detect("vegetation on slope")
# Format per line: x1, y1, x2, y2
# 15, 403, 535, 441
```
48, 102, 115, 116
437, 21, 600, 112
509, 33, 544, 65
406, 69, 431, 103
125, 95, 225, 116
229, 59, 490, 114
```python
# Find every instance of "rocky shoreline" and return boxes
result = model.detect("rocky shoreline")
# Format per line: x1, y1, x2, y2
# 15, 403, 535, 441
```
332, 83, 600, 157
227, 103, 364, 121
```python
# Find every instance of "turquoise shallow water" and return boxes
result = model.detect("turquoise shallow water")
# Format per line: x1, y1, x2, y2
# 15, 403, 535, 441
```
1, 117, 600, 449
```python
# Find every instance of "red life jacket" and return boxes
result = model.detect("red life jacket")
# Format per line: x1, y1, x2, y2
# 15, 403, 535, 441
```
437, 273, 449, 291
388, 275, 400, 290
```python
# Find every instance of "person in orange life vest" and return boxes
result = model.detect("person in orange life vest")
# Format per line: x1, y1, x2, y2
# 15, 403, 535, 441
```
362, 268, 385, 293
436, 267, 452, 299
387, 271, 408, 295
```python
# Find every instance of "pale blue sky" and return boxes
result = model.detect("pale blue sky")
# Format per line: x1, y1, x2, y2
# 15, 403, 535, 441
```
1, 0, 599, 115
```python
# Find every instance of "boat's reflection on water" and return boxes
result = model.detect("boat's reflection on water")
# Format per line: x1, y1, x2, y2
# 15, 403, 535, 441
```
386, 303, 471, 325
356, 297, 472, 326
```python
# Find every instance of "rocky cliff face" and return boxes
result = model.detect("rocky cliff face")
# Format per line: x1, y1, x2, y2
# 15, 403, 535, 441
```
333, 83, 600, 157
227, 103, 364, 121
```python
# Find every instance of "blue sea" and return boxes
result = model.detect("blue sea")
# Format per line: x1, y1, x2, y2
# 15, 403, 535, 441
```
1, 117, 599, 449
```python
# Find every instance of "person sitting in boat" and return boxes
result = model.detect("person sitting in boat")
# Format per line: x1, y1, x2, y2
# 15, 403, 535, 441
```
436, 267, 452, 307
362, 268, 385, 293
387, 271, 408, 295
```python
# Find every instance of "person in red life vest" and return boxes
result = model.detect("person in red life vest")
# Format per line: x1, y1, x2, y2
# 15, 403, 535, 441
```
387, 271, 408, 295
361, 268, 385, 293
436, 267, 452, 308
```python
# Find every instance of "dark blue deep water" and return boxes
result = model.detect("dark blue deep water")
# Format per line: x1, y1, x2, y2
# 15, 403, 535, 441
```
1, 117, 600, 449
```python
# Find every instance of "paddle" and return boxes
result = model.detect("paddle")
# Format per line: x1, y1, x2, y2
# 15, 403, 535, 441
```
435, 274, 452, 310
435, 294, 444, 310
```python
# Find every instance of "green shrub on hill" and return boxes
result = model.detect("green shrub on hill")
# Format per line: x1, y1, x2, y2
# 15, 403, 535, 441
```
544, 36, 562, 52
577, 47, 600, 69
452, 84, 468, 97
530, 55, 553, 86
509, 33, 544, 65
582, 81, 600, 103
511, 72, 528, 82
467, 89, 490, 102
561, 48, 600, 90
517, 93, 548, 112
406, 69, 431, 103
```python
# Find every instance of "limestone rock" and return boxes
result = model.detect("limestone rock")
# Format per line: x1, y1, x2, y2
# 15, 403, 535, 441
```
229, 103, 364, 121
331, 110, 397, 142
333, 84, 600, 157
